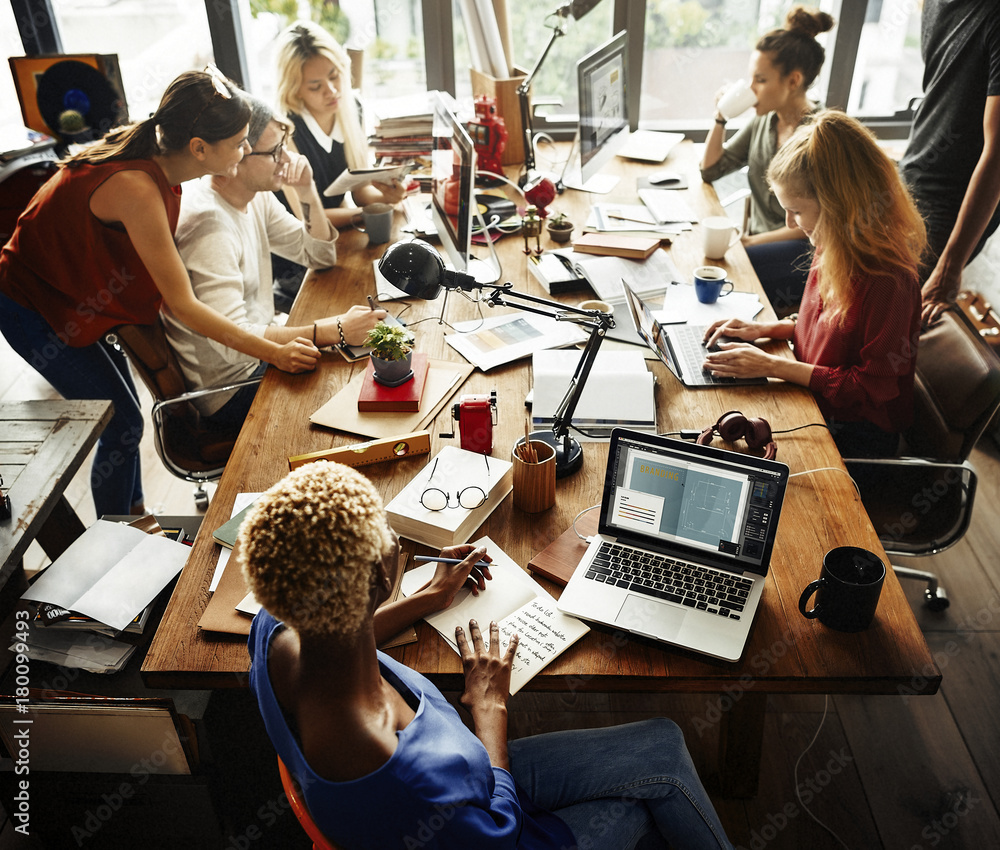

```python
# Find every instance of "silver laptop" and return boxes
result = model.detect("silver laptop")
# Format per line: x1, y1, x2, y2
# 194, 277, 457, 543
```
621, 279, 767, 388
557, 428, 788, 662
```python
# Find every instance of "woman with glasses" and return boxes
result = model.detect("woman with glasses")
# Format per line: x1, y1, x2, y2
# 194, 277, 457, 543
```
0, 68, 322, 517
242, 461, 733, 850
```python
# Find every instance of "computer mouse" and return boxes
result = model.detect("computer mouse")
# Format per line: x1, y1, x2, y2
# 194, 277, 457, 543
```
648, 171, 683, 185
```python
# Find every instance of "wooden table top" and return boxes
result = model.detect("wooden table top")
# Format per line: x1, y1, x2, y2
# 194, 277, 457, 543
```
142, 144, 940, 698
0, 399, 113, 582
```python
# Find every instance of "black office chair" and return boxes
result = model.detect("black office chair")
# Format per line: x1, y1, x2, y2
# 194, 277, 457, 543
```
105, 321, 262, 509
844, 311, 1000, 611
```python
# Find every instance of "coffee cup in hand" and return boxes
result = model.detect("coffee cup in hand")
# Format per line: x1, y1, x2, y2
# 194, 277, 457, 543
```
717, 80, 756, 120
799, 546, 886, 632
693, 266, 734, 304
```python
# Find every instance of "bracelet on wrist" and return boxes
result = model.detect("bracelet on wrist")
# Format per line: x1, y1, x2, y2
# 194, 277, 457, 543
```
337, 318, 347, 347
714, 113, 727, 126
312, 322, 318, 345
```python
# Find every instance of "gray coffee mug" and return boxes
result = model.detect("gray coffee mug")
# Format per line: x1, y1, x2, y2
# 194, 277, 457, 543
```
799, 547, 886, 632
355, 203, 394, 244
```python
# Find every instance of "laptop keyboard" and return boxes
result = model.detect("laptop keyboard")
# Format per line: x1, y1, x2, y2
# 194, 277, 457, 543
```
584, 541, 753, 620
670, 324, 741, 385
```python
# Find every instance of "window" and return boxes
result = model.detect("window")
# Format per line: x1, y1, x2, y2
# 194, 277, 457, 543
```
48, 0, 215, 121
1, 1, 22, 127
848, 0, 923, 116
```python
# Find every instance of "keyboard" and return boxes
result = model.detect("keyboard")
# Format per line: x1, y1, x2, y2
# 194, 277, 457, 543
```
669, 324, 742, 386
584, 540, 752, 620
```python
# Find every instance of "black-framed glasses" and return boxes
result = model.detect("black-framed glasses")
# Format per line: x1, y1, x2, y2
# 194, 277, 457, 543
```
246, 130, 289, 163
190, 63, 233, 137
420, 454, 490, 511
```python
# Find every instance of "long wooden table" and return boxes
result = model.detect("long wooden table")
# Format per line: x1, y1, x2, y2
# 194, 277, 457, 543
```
0, 399, 113, 587
142, 145, 940, 796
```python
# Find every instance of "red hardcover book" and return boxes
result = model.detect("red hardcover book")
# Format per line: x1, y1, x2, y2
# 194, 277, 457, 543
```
357, 352, 429, 412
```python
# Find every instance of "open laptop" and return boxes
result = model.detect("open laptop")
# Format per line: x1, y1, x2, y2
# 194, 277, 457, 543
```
622, 280, 767, 388
557, 428, 788, 662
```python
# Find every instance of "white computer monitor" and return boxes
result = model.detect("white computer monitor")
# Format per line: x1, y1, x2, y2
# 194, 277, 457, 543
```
565, 30, 629, 194
430, 92, 476, 273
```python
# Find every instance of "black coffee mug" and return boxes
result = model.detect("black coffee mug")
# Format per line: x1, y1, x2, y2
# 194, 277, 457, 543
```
799, 547, 886, 632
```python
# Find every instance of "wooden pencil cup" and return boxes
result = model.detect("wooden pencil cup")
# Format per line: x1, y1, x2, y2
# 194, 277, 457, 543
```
512, 439, 556, 513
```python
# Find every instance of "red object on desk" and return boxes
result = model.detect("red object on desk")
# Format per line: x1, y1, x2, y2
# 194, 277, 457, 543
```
358, 352, 429, 413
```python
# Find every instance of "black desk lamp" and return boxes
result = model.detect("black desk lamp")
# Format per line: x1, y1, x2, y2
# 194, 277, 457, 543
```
378, 239, 615, 477
517, 0, 603, 184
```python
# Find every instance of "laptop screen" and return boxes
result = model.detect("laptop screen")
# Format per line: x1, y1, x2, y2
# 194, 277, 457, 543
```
600, 430, 788, 575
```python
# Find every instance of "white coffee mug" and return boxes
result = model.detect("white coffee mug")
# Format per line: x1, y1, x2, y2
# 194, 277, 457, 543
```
702, 215, 741, 260
717, 80, 757, 120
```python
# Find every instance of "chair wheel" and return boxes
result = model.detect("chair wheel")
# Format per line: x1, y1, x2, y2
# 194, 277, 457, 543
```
924, 588, 950, 611
193, 488, 210, 510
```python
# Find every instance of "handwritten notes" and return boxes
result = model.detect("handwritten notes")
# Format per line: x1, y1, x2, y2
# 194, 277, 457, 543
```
400, 536, 589, 694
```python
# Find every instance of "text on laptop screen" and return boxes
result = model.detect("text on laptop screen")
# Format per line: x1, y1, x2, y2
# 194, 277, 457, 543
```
603, 435, 784, 573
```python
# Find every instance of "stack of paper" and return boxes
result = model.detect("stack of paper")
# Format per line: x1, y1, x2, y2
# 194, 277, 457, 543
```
531, 349, 657, 439
400, 536, 589, 694
569, 249, 681, 308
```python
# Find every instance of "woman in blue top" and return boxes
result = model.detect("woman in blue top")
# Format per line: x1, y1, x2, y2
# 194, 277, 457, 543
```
240, 462, 733, 850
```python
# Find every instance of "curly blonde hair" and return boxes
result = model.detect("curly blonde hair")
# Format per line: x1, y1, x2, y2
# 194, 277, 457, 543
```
237, 462, 395, 636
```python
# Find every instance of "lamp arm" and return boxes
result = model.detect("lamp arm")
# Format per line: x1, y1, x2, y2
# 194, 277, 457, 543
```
550, 323, 608, 442
480, 282, 614, 326
517, 18, 568, 173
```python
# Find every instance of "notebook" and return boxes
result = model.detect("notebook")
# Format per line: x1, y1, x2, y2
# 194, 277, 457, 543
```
556, 429, 789, 662
622, 280, 767, 388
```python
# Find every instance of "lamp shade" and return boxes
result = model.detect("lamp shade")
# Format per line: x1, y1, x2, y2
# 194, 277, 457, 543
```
378, 240, 446, 300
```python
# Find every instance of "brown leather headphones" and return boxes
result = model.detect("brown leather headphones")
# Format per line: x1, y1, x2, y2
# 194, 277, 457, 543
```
697, 410, 777, 460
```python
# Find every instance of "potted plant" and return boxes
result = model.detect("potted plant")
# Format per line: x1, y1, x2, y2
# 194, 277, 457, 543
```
364, 321, 415, 387
546, 211, 574, 244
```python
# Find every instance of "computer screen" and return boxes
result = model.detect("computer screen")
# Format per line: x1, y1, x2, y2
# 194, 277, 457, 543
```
577, 30, 629, 189
430, 92, 476, 274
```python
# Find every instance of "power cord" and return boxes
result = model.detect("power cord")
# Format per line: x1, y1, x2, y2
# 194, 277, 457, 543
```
793, 694, 852, 849
572, 503, 601, 542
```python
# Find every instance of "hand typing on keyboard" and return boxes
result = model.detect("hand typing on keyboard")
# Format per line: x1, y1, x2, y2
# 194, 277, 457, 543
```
701, 316, 799, 381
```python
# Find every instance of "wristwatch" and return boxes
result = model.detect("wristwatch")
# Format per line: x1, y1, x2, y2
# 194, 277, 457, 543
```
714, 112, 727, 126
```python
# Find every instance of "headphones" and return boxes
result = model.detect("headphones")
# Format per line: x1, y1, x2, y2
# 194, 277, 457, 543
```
697, 410, 777, 460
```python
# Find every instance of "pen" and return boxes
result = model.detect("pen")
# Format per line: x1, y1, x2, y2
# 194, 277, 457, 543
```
413, 556, 492, 569
367, 294, 378, 311
607, 213, 656, 225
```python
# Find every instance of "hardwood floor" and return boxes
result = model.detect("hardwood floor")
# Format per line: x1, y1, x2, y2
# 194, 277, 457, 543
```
2, 326, 999, 849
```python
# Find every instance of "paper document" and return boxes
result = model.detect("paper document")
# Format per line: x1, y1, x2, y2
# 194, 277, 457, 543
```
22, 521, 188, 632
659, 285, 763, 325
400, 536, 589, 694
11, 629, 135, 674
445, 313, 589, 372
570, 249, 680, 306
324, 164, 414, 197
617, 130, 684, 163
210, 492, 261, 592
637, 189, 699, 224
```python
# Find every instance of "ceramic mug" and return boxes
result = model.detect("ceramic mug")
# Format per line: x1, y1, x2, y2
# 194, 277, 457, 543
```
693, 266, 735, 304
799, 546, 886, 632
702, 216, 741, 260
354, 203, 394, 244
717, 80, 757, 120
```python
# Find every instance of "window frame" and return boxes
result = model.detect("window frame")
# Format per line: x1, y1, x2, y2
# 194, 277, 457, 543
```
5, 0, 915, 138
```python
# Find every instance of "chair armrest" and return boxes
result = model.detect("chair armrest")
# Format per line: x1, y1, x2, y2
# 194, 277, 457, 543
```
150, 376, 264, 417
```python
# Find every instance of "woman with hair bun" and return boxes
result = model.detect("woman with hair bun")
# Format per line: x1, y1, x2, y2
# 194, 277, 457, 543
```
0, 68, 321, 516
703, 110, 926, 459
701, 6, 835, 316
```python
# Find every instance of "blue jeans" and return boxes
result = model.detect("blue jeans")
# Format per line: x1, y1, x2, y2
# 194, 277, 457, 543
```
508, 718, 733, 850
745, 239, 813, 317
0, 292, 144, 515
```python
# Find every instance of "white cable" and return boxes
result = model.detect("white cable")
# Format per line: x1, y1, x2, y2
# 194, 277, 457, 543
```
793, 694, 852, 849
571, 503, 601, 541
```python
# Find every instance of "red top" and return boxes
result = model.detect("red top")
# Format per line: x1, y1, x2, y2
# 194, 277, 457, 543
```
794, 260, 920, 434
0, 159, 181, 347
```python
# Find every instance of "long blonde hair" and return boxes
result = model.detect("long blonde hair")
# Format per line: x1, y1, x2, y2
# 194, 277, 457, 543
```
767, 110, 926, 318
274, 20, 368, 170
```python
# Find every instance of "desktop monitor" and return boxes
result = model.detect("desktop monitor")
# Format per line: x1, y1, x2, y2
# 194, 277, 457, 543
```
570, 30, 629, 193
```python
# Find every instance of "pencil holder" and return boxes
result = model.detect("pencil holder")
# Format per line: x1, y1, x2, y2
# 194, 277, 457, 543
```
511, 439, 556, 513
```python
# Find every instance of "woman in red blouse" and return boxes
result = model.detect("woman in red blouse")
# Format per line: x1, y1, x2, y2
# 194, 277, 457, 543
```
703, 110, 926, 458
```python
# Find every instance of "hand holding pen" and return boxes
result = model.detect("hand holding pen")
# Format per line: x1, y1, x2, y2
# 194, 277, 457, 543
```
414, 545, 493, 605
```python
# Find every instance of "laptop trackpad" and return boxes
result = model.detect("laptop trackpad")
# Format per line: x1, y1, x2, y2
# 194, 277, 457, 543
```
615, 595, 685, 641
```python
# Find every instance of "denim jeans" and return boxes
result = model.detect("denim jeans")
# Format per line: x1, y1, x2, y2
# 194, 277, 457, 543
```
508, 718, 733, 850
745, 239, 813, 317
0, 292, 144, 515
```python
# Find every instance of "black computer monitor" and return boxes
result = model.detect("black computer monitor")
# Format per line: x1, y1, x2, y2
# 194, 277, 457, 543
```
430, 92, 476, 274
574, 30, 629, 191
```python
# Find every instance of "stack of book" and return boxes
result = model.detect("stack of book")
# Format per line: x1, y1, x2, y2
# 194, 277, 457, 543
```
358, 352, 430, 412
385, 447, 513, 548
369, 94, 435, 161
